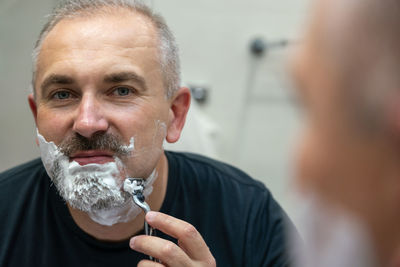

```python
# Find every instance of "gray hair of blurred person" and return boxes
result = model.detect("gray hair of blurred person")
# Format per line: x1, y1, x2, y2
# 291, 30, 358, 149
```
315, 0, 400, 133
31, 0, 180, 99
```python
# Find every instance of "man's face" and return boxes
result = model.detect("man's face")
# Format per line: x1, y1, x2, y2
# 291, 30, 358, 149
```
290, 1, 400, 261
28, 10, 178, 217
32, 11, 170, 179
290, 0, 400, 214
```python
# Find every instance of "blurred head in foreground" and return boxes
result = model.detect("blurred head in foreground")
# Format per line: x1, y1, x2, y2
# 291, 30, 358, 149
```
291, 0, 400, 266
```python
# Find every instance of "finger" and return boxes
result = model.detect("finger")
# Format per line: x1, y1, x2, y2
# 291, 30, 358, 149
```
130, 235, 191, 267
137, 259, 166, 267
145, 211, 213, 261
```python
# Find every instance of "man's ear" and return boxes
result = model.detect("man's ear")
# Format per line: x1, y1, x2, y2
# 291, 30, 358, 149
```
28, 93, 38, 125
166, 87, 191, 143
28, 94, 40, 146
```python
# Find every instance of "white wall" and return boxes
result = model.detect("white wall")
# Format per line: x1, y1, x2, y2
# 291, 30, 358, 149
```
0, 0, 309, 219
153, 0, 309, 217
0, 0, 56, 172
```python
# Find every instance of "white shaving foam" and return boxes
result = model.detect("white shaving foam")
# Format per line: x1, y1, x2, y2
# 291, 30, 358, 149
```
155, 120, 167, 136
121, 137, 135, 154
88, 169, 157, 226
36, 129, 157, 226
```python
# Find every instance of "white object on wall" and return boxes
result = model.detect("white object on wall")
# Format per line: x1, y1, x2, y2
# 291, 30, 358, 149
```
164, 100, 220, 159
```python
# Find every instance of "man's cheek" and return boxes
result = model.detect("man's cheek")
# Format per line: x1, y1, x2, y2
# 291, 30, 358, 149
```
295, 129, 318, 190
114, 157, 129, 183
295, 130, 332, 192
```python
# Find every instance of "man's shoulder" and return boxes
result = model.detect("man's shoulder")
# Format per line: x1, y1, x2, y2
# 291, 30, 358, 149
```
0, 158, 45, 186
164, 151, 291, 266
165, 150, 268, 192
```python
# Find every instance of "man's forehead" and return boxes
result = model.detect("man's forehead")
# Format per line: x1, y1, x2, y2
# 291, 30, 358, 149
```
41, 9, 158, 51
34, 8, 162, 90
295, 0, 364, 81
309, 0, 383, 48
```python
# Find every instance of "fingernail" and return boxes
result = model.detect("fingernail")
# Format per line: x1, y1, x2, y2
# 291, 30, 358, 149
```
130, 237, 136, 249
146, 211, 156, 222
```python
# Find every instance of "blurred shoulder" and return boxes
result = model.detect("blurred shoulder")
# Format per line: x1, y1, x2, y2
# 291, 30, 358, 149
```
0, 158, 45, 187
165, 151, 268, 192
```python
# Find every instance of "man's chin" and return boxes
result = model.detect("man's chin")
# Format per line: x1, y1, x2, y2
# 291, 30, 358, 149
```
86, 197, 141, 226
65, 189, 131, 213
68, 200, 122, 214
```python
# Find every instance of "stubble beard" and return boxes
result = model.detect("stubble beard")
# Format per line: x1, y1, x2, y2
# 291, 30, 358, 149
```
49, 132, 133, 213
51, 159, 132, 213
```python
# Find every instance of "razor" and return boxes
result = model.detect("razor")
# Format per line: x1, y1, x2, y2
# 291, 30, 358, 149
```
124, 178, 159, 262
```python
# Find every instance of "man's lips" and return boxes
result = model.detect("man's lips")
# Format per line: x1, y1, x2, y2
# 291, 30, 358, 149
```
70, 150, 115, 165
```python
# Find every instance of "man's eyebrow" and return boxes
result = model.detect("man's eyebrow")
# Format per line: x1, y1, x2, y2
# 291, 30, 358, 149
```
40, 74, 75, 93
104, 71, 148, 91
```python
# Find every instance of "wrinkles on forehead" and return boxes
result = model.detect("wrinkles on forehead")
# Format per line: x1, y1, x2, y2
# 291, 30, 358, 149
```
34, 7, 163, 96
34, 10, 165, 100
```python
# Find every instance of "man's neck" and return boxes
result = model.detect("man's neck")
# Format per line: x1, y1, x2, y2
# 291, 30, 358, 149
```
67, 153, 169, 242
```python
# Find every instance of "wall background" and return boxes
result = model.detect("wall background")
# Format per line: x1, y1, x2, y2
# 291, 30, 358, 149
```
0, 0, 309, 220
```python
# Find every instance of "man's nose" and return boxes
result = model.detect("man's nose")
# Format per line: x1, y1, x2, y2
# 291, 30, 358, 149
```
73, 94, 109, 138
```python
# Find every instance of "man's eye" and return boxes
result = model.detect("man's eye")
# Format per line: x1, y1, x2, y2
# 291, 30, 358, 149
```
53, 91, 71, 99
113, 86, 133, 96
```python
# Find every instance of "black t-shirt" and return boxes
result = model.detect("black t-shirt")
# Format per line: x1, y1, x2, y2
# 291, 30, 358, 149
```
0, 151, 291, 266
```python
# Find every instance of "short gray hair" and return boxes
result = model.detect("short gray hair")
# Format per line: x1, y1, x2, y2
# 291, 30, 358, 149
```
314, 0, 400, 133
32, 0, 180, 98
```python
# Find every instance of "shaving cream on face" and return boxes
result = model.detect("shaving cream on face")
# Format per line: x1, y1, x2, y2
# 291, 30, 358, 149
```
121, 137, 135, 152
88, 169, 157, 225
155, 120, 167, 141
36, 129, 157, 226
